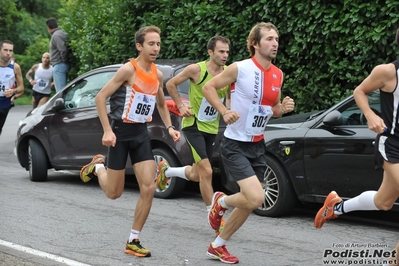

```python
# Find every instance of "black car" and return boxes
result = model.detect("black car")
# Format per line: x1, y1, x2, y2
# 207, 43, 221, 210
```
15, 59, 226, 198
228, 90, 398, 217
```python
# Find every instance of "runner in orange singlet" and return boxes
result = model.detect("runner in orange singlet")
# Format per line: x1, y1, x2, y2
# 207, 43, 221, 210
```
79, 25, 180, 258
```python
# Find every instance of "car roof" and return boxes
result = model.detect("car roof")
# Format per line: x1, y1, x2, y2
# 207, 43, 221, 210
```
94, 59, 196, 80
156, 59, 196, 80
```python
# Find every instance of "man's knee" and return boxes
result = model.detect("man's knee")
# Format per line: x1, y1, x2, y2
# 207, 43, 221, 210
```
248, 194, 264, 210
105, 190, 123, 200
375, 192, 397, 211
198, 161, 212, 179
242, 186, 264, 209
375, 201, 394, 211
138, 179, 155, 196
144, 182, 155, 193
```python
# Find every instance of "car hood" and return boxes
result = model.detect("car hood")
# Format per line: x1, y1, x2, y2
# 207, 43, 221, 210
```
266, 110, 322, 131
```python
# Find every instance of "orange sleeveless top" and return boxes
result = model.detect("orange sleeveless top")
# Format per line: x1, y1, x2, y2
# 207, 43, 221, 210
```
121, 59, 159, 123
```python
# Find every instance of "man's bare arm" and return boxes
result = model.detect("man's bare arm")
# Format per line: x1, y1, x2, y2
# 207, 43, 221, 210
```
156, 70, 180, 142
166, 64, 199, 116
13, 63, 24, 96
25, 64, 38, 82
95, 63, 133, 133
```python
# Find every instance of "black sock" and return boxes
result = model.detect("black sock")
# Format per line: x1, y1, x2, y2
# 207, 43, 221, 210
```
334, 201, 345, 214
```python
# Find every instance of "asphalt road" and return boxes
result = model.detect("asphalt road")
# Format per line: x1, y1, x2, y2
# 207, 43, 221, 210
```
1, 106, 398, 266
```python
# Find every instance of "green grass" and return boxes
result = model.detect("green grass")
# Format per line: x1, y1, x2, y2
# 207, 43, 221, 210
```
14, 95, 32, 106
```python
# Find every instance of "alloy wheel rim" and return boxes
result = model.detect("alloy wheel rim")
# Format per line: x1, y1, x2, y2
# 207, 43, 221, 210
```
28, 146, 33, 177
259, 166, 279, 211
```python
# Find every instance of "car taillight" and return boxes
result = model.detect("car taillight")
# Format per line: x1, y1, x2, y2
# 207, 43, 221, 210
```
166, 98, 189, 117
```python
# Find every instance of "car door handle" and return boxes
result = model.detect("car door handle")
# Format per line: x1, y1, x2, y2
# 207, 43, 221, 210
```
279, 141, 295, 145
372, 141, 375, 146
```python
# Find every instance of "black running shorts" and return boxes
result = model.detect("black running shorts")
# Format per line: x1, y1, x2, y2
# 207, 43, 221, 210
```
32, 90, 50, 102
375, 133, 399, 169
220, 136, 266, 182
183, 124, 216, 164
107, 120, 153, 170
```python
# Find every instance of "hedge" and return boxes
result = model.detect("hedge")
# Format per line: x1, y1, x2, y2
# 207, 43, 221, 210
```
61, 0, 399, 113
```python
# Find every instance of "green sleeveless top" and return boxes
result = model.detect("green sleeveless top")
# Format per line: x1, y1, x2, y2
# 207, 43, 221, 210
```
182, 60, 229, 134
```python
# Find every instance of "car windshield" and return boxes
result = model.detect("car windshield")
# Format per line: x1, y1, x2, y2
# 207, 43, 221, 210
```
64, 71, 116, 109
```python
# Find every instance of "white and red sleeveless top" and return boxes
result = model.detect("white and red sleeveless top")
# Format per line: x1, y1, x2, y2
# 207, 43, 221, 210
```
224, 57, 283, 142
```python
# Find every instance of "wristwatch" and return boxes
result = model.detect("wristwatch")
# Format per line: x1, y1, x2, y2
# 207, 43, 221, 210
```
167, 126, 175, 130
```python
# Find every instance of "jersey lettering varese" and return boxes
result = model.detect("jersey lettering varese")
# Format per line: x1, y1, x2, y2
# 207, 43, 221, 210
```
109, 59, 159, 123
0, 61, 16, 109
182, 61, 229, 134
225, 58, 283, 142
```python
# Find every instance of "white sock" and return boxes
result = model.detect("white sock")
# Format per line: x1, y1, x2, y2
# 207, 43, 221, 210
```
219, 196, 228, 209
334, 191, 378, 215
212, 236, 227, 247
165, 166, 188, 180
206, 205, 211, 212
128, 229, 140, 242
95, 163, 104, 173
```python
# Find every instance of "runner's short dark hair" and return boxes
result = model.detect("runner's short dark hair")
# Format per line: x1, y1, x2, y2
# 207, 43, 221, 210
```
0, 40, 14, 49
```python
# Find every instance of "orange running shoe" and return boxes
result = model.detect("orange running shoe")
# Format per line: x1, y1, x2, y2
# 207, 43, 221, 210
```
79, 154, 105, 183
125, 239, 151, 257
208, 192, 228, 230
207, 243, 239, 264
155, 160, 170, 190
314, 191, 342, 229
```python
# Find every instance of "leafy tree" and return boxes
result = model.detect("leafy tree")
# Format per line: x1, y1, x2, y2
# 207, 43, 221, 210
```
1, 0, 61, 96
0, 0, 20, 50
61, 0, 138, 76
58, 0, 399, 112
1, 0, 60, 54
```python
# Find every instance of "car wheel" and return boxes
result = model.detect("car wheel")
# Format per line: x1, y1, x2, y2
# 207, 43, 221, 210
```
28, 139, 48, 182
253, 154, 297, 217
153, 147, 187, 199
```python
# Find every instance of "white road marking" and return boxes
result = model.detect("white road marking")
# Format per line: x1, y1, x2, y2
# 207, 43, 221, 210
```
0, 239, 92, 266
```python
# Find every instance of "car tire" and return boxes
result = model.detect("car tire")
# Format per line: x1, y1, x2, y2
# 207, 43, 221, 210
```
29, 139, 48, 182
253, 154, 297, 217
153, 147, 187, 199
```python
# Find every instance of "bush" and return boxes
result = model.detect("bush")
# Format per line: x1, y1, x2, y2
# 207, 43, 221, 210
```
61, 0, 399, 113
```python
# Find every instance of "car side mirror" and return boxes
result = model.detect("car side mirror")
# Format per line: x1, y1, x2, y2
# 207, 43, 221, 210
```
323, 110, 343, 126
51, 98, 65, 111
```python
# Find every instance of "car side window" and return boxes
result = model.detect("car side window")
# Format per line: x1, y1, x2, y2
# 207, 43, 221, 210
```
340, 91, 381, 125
174, 68, 190, 94
64, 71, 116, 109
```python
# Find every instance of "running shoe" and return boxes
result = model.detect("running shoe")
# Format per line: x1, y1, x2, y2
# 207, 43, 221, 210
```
125, 239, 151, 257
207, 243, 239, 264
215, 218, 226, 236
79, 154, 105, 183
314, 191, 343, 229
208, 192, 228, 230
155, 160, 170, 190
